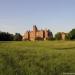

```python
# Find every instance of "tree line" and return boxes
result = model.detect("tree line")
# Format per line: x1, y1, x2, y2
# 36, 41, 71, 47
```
0, 32, 22, 41
55, 28, 75, 40
0, 28, 75, 41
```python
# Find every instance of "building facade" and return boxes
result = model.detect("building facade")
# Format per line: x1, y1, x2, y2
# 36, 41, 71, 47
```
60, 32, 68, 40
23, 25, 53, 41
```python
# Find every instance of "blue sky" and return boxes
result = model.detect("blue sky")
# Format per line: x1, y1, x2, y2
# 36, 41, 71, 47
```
0, 0, 75, 35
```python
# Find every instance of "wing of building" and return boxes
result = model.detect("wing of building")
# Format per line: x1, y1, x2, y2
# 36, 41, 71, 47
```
60, 32, 68, 40
23, 25, 53, 41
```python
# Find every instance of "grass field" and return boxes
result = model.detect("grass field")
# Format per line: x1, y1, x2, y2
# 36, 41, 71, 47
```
0, 41, 75, 75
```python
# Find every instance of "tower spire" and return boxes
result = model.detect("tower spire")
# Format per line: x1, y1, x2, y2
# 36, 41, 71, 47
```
33, 25, 37, 31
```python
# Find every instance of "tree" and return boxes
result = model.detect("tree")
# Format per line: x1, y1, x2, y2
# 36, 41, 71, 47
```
69, 29, 75, 40
48, 30, 53, 40
0, 32, 14, 41
55, 32, 61, 40
65, 33, 70, 40
14, 33, 22, 41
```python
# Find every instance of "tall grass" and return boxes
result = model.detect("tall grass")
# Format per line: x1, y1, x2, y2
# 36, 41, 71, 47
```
0, 41, 75, 75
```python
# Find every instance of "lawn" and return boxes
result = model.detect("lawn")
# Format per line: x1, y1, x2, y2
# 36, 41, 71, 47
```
0, 41, 75, 75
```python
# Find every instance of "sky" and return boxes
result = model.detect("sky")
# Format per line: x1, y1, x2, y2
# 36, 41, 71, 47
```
0, 0, 75, 35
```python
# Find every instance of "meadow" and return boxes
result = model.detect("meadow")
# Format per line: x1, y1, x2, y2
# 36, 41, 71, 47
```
0, 41, 75, 75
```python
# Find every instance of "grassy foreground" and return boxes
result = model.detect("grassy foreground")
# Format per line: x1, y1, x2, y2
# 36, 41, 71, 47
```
0, 41, 75, 75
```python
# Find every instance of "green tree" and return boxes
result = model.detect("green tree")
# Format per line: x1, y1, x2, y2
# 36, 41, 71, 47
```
65, 33, 70, 40
0, 32, 14, 41
69, 29, 75, 40
14, 33, 22, 41
55, 32, 61, 40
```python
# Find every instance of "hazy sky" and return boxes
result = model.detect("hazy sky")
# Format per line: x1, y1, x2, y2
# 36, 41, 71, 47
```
0, 0, 75, 35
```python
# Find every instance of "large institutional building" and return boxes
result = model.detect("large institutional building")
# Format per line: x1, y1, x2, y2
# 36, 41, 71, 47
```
23, 25, 53, 41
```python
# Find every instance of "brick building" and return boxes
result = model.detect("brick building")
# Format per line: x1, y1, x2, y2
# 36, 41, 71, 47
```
23, 25, 53, 41
60, 32, 68, 40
